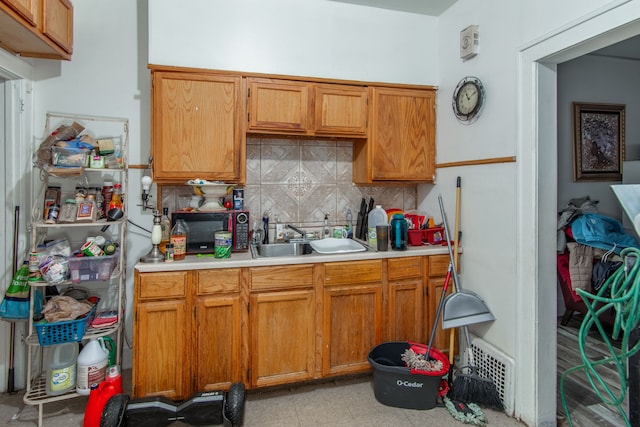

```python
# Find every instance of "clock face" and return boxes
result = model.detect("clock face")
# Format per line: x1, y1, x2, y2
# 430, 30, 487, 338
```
453, 77, 485, 122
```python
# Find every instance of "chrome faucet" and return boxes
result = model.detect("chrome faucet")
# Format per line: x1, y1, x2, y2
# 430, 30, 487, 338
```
285, 224, 306, 242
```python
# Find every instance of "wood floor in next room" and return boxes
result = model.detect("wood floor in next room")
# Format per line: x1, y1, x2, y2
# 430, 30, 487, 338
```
557, 314, 630, 427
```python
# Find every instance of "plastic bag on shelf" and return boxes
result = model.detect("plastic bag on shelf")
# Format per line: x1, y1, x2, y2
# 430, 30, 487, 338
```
0, 263, 35, 319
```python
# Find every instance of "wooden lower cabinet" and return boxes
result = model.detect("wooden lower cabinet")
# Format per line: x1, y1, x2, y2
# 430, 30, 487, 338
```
133, 271, 189, 399
249, 289, 315, 387
323, 260, 383, 376
387, 257, 426, 343
133, 269, 242, 399
248, 265, 315, 387
133, 254, 448, 396
195, 294, 242, 391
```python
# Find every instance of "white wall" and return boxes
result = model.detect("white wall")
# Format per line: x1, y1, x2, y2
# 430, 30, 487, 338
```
557, 54, 640, 219
148, 0, 439, 84
31, 0, 150, 370
434, 0, 640, 425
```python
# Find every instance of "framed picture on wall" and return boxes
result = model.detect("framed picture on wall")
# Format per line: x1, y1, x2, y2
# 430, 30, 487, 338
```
573, 102, 625, 182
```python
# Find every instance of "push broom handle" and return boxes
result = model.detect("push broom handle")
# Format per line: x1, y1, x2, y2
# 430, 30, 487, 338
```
449, 177, 462, 363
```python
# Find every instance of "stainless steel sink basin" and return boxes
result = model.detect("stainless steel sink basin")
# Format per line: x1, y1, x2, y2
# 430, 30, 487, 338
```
251, 242, 314, 258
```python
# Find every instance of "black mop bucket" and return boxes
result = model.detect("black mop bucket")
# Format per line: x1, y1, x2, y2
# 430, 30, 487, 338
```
368, 341, 450, 410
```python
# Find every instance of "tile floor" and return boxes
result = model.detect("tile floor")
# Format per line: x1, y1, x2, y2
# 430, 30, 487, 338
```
0, 371, 525, 426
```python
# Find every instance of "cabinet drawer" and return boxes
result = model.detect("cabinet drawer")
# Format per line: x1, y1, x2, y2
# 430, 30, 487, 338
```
388, 257, 423, 281
197, 268, 240, 294
428, 255, 450, 277
250, 265, 314, 291
324, 260, 382, 285
138, 271, 188, 300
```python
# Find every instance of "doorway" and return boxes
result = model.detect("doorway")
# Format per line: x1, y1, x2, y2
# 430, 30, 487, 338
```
517, 5, 640, 425
0, 55, 34, 393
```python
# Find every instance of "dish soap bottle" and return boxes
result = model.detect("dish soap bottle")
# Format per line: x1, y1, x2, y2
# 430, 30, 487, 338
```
345, 209, 353, 239
323, 213, 330, 238
159, 207, 171, 254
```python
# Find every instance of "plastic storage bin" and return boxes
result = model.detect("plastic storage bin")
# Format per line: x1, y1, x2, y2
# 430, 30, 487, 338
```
35, 300, 99, 346
368, 341, 449, 410
51, 146, 89, 167
68, 252, 119, 283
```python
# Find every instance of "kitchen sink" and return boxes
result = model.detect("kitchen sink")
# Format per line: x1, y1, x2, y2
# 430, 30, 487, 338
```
251, 242, 314, 258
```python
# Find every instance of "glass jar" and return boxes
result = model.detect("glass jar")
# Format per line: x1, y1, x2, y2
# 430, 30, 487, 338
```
390, 213, 408, 251
58, 199, 77, 223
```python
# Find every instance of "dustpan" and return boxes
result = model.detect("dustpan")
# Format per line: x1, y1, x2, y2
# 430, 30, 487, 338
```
438, 195, 495, 329
442, 291, 495, 329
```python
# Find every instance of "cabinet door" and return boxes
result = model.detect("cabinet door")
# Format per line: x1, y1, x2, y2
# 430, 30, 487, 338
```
134, 300, 189, 399
195, 294, 242, 390
314, 84, 368, 136
247, 78, 310, 133
3, 0, 37, 25
41, 0, 72, 53
323, 283, 383, 376
249, 289, 315, 387
356, 87, 436, 183
387, 257, 426, 342
388, 279, 424, 342
152, 71, 244, 184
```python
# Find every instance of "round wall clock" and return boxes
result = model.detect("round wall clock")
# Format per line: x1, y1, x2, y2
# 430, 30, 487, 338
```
452, 76, 485, 123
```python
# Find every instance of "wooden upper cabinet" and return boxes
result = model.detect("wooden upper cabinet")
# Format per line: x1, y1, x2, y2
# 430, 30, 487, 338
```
151, 70, 245, 184
247, 78, 310, 133
0, 0, 72, 59
314, 84, 368, 136
353, 87, 436, 184
42, 0, 73, 53
4, 0, 37, 25
247, 77, 368, 137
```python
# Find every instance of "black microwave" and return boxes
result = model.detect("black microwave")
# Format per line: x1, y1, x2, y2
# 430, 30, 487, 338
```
171, 210, 250, 254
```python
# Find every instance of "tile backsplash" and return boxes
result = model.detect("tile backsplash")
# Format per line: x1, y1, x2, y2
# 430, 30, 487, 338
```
161, 138, 417, 236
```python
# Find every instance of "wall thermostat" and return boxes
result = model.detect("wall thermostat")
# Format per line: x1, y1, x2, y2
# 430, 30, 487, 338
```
460, 25, 479, 59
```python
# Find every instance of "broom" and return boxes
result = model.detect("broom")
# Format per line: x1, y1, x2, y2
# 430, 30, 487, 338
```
438, 195, 504, 411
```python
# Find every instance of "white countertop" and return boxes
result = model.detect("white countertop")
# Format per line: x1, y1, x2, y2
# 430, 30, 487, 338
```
135, 242, 451, 272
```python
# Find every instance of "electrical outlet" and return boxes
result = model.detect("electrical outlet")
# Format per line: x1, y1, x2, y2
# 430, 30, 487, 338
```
460, 25, 479, 59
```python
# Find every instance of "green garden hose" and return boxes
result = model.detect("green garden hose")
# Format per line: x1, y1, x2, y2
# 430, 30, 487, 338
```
560, 246, 640, 426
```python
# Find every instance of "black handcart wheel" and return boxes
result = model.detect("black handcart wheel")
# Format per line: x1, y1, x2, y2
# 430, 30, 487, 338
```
224, 382, 246, 426
100, 393, 130, 427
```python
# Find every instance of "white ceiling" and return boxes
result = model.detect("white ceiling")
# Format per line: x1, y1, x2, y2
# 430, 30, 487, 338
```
591, 35, 640, 61
327, 0, 457, 16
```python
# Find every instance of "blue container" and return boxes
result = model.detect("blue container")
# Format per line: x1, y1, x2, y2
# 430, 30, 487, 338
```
390, 214, 408, 251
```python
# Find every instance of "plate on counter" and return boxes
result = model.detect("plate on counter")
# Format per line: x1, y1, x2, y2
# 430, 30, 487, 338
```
310, 238, 367, 254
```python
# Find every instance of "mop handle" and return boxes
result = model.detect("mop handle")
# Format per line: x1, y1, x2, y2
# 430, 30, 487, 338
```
427, 264, 452, 355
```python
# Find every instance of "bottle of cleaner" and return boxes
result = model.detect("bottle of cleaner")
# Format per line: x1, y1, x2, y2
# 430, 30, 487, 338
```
46, 342, 79, 396
83, 365, 124, 427
76, 337, 113, 395
323, 213, 330, 238
367, 205, 387, 250
345, 209, 353, 239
